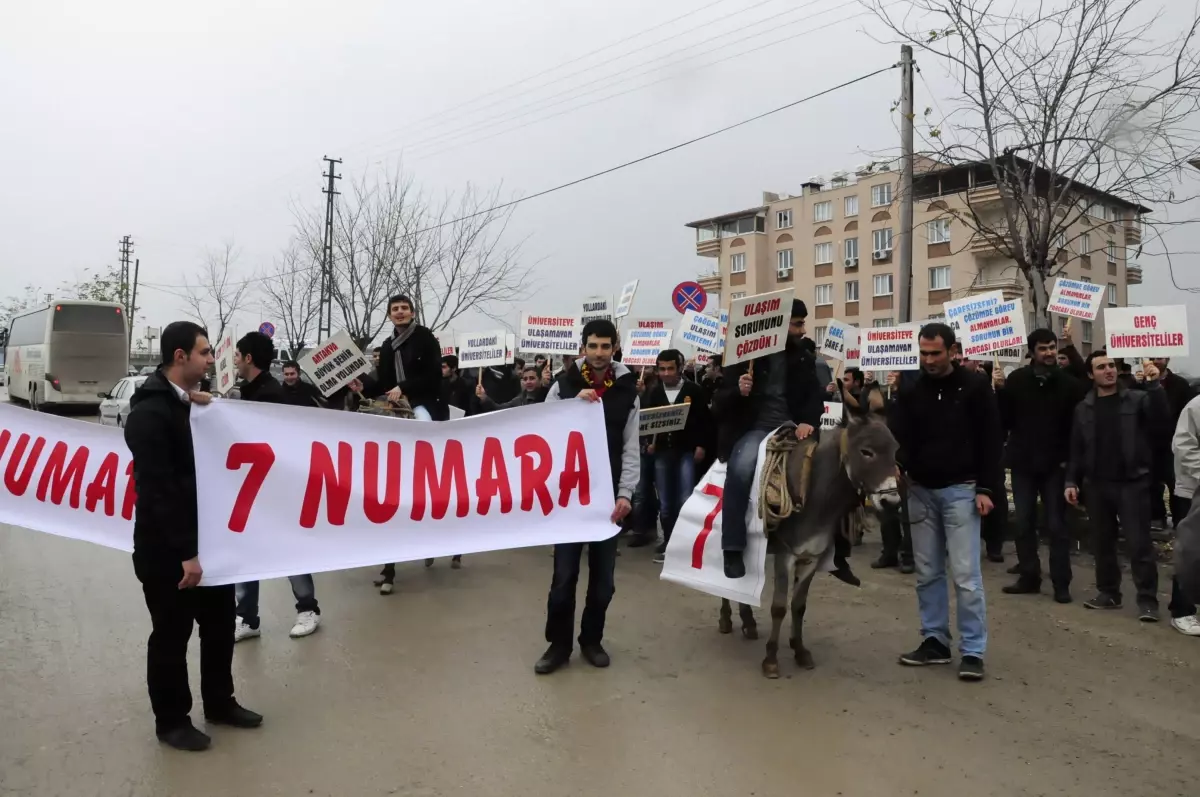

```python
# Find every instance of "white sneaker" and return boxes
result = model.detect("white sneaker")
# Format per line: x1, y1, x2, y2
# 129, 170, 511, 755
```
379, 581, 394, 595
289, 611, 320, 638
1171, 614, 1200, 636
233, 618, 260, 643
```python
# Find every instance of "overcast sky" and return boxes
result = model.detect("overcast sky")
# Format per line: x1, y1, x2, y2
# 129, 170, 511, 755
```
4, 0, 1199, 369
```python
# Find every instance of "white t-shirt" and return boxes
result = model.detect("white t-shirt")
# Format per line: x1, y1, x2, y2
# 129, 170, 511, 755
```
664, 386, 682, 404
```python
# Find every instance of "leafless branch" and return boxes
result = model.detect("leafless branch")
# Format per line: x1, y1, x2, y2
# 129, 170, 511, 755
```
182, 241, 251, 343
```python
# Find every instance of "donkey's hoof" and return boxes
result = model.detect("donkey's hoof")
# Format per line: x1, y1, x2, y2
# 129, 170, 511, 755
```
741, 624, 759, 640
795, 648, 816, 670
718, 616, 733, 634
762, 659, 780, 679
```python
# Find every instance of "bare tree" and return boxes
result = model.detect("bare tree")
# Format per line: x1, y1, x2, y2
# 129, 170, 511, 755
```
182, 241, 251, 343
867, 0, 1200, 326
258, 244, 321, 357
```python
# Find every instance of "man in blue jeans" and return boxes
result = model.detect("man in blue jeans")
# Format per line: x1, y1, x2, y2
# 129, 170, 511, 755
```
888, 322, 1002, 681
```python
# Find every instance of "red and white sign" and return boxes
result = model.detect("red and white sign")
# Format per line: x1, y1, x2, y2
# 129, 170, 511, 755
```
859, 324, 921, 371
944, 293, 1027, 357
1048, 278, 1106, 321
300, 331, 373, 397
1103, 305, 1190, 358
213, 333, 237, 395
518, 312, 582, 356
725, 288, 794, 366
438, 329, 457, 358
821, 401, 844, 431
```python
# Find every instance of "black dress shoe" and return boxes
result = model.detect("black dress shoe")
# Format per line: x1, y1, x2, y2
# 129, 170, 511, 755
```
204, 702, 263, 729
1053, 586, 1073, 604
871, 554, 899, 570
723, 551, 746, 579
1001, 579, 1041, 595
157, 723, 211, 752
899, 561, 915, 574
534, 645, 571, 674
580, 643, 611, 668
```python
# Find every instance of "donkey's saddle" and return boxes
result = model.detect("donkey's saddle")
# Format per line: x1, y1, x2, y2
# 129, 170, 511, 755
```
356, 397, 416, 420
758, 425, 819, 535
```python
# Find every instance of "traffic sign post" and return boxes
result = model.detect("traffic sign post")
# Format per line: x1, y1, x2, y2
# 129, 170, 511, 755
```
259, 322, 276, 338
672, 281, 707, 315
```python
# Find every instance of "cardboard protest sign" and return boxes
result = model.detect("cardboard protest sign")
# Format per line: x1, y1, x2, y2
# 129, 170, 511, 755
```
944, 292, 1027, 357
437, 330, 457, 358
694, 350, 711, 367
301, 331, 373, 396
581, 296, 615, 325
505, 333, 515, 363
679, 310, 722, 353
518, 312, 581, 356
638, 403, 691, 436
1048, 278, 1105, 321
717, 309, 729, 353
624, 328, 673, 368
1103, 306, 1190, 358
860, 324, 921, 371
635, 318, 671, 330
820, 401, 844, 431
820, 319, 856, 361
456, 330, 509, 369
213, 332, 237, 395
615, 281, 638, 319
844, 328, 861, 369
725, 288, 794, 366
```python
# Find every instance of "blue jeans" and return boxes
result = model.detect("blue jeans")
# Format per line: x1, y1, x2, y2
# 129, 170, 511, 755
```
721, 429, 770, 552
655, 449, 697, 538
235, 576, 319, 629
545, 537, 618, 649
909, 483, 987, 658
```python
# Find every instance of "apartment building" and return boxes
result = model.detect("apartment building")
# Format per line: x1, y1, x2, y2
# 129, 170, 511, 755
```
687, 159, 1147, 355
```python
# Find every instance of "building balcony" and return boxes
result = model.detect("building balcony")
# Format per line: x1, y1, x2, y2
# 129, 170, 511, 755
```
969, 274, 1026, 300
968, 230, 1009, 256
1127, 262, 1142, 284
967, 183, 1003, 207
1125, 223, 1142, 245
697, 273, 722, 294
696, 236, 722, 257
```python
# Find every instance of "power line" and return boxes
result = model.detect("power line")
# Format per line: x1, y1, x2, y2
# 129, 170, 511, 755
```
141, 65, 896, 291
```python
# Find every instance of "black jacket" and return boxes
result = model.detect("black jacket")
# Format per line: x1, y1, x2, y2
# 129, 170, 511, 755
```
1161, 370, 1197, 425
280, 379, 326, 408
1067, 382, 1169, 488
642, 378, 712, 453
996, 364, 1086, 473
888, 364, 1004, 495
551, 360, 640, 494
441, 375, 473, 413
238, 370, 287, 404
124, 370, 199, 561
368, 324, 448, 420
712, 339, 824, 462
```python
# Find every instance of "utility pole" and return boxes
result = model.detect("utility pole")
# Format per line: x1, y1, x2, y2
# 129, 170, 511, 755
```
897, 44, 915, 324
318, 156, 342, 343
129, 258, 140, 353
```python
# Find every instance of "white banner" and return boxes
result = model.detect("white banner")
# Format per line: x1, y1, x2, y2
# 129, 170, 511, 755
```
518, 312, 581, 356
302, 331, 373, 397
1103, 305, 1190, 358
821, 401, 844, 431
456, 330, 508, 369
860, 324, 921, 370
624, 328, 673, 368
820, 319, 856, 361
945, 293, 1027, 357
213, 332, 237, 395
726, 288, 793, 365
1048, 278, 1105, 321
615, 280, 639, 319
581, 295, 615, 326
638, 404, 690, 436
679, 309, 722, 354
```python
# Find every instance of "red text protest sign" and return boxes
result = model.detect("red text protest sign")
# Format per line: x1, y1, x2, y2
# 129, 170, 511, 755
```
726, 288, 793, 366
1103, 306, 1190, 358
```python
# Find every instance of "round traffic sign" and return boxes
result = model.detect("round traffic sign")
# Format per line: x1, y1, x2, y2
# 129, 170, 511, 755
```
258, 322, 276, 338
671, 281, 708, 315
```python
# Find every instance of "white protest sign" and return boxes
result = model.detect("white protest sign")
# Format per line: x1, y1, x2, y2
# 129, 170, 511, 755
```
694, 350, 711, 367
821, 401, 844, 431
1103, 305, 1190, 358
679, 309, 722, 353
301, 331, 373, 397
505, 333, 516, 363
581, 295, 615, 325
615, 280, 639, 319
438, 329, 457, 358
844, 329, 861, 369
634, 318, 671, 330
1048, 278, 1105, 321
820, 319, 856, 361
456, 330, 508, 370
717, 309, 729, 353
726, 288, 793, 365
639, 404, 690, 436
860, 324, 921, 371
624, 328, 673, 368
944, 292, 1027, 357
518, 312, 581, 356
213, 332, 237, 395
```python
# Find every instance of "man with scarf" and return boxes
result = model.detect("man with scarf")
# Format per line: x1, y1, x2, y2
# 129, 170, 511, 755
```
535, 319, 639, 675
713, 298, 826, 580
352, 294, 447, 422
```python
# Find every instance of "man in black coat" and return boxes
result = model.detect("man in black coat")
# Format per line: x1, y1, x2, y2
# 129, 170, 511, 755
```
353, 294, 447, 421
1149, 356, 1197, 528
280, 360, 325, 408
440, 355, 473, 414
994, 328, 1087, 602
124, 321, 261, 752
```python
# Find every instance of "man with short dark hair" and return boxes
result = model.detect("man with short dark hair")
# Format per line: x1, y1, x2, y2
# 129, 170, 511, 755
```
476, 365, 546, 410
125, 321, 261, 751
441, 355, 473, 413
230, 332, 322, 642
535, 319, 639, 675
994, 328, 1085, 603
1066, 350, 1168, 620
891, 323, 1001, 681
280, 360, 324, 407
354, 294, 446, 422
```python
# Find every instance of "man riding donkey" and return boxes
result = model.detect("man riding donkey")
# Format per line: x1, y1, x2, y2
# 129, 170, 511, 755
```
712, 297, 858, 585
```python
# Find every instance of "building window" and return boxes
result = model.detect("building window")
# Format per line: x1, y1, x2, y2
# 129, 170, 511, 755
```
871, 183, 893, 207
814, 242, 833, 265
815, 284, 833, 306
1079, 232, 1090, 255
730, 252, 746, 273
719, 216, 765, 237
872, 228, 894, 254
777, 249, 794, 274
927, 218, 951, 244
1107, 240, 1117, 262
929, 265, 951, 290
873, 273, 894, 296
844, 237, 859, 265
731, 291, 747, 300
1107, 283, 1118, 305
1081, 320, 1093, 344
872, 317, 895, 328
777, 209, 793, 229
845, 195, 859, 217
813, 325, 828, 346
813, 201, 833, 222
845, 280, 859, 302
1055, 231, 1066, 251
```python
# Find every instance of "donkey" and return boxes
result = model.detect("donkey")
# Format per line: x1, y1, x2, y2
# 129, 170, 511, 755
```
717, 414, 900, 678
